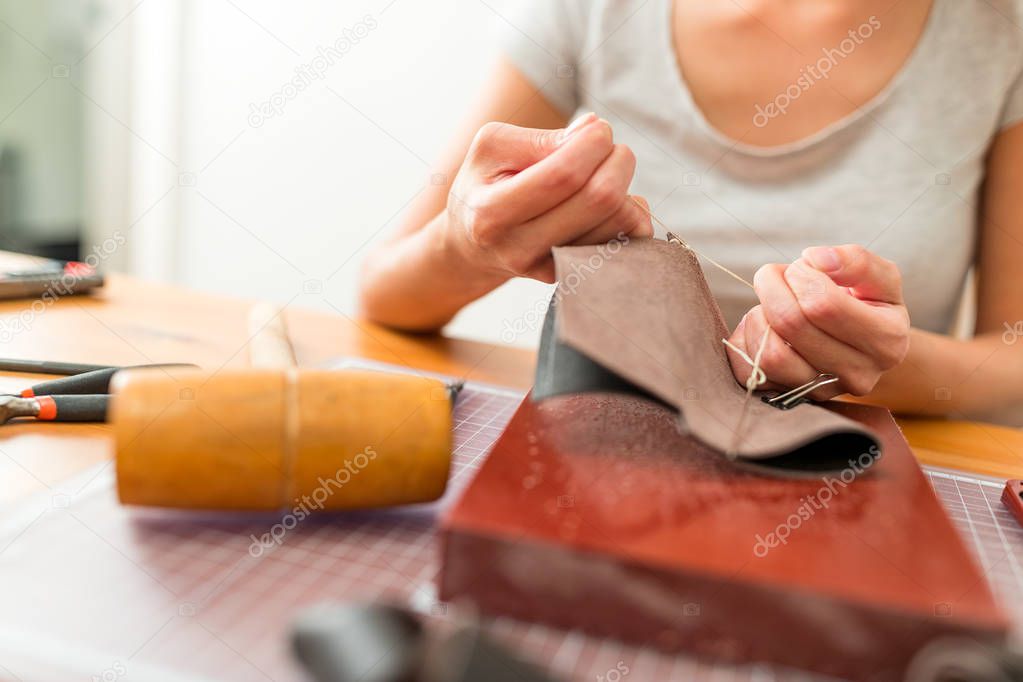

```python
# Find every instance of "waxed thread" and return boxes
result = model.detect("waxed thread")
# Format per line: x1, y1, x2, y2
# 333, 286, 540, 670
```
722, 338, 766, 387
633, 198, 754, 289
725, 326, 771, 457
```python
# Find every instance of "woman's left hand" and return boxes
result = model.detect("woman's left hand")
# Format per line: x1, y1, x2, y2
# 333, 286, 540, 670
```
725, 244, 911, 400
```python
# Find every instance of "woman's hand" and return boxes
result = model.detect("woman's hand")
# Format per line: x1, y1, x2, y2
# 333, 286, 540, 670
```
725, 245, 911, 399
437, 113, 654, 283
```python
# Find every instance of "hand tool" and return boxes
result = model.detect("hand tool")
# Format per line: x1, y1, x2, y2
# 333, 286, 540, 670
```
112, 305, 461, 511
0, 362, 198, 425
4, 363, 198, 398
0, 358, 117, 375
0, 260, 104, 300
248, 302, 298, 368
762, 373, 841, 410
0, 394, 108, 424
112, 367, 459, 510
244, 303, 462, 402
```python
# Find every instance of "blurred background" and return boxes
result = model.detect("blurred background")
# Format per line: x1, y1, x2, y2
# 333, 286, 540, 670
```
0, 0, 553, 346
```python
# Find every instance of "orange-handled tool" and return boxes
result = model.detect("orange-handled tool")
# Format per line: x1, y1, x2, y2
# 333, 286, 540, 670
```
0, 394, 108, 423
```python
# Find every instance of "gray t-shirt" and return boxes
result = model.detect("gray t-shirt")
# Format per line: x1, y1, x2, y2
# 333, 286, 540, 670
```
503, 0, 1023, 333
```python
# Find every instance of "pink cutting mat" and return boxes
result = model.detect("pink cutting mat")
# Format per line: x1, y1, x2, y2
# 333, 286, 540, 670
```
0, 366, 1020, 682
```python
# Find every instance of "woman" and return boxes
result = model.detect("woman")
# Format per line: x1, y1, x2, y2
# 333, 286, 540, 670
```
359, 0, 1023, 420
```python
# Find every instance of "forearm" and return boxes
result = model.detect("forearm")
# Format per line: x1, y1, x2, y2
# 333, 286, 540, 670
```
358, 213, 508, 332
856, 327, 1023, 416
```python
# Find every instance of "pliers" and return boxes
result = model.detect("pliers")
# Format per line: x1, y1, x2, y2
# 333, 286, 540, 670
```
0, 360, 197, 425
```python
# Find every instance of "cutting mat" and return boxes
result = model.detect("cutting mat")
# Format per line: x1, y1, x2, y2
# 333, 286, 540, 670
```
0, 366, 1020, 682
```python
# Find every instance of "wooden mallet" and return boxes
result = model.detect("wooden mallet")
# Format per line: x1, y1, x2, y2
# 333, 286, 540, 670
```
111, 305, 456, 511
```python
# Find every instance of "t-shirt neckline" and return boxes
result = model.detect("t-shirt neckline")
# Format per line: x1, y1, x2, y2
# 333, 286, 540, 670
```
659, 0, 944, 158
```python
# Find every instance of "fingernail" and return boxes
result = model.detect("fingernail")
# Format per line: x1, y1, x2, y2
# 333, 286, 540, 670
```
803, 246, 841, 272
559, 112, 596, 144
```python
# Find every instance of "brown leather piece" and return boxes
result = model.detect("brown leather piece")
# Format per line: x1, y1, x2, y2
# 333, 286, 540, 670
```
550, 238, 881, 465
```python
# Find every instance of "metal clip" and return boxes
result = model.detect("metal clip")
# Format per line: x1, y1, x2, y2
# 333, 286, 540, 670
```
665, 231, 690, 248
445, 380, 466, 405
762, 373, 840, 410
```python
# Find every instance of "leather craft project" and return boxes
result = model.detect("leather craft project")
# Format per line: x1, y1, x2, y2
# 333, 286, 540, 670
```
534, 238, 881, 474
439, 238, 1007, 678
438, 392, 1008, 679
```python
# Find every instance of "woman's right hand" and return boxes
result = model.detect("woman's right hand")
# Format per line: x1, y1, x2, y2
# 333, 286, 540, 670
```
437, 113, 654, 284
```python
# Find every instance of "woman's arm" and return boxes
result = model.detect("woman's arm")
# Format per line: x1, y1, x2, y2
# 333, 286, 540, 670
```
861, 122, 1023, 416
358, 60, 565, 331
357, 59, 653, 332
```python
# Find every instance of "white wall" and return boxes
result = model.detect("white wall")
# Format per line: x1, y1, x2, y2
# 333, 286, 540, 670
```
0, 0, 89, 241
126, 0, 553, 348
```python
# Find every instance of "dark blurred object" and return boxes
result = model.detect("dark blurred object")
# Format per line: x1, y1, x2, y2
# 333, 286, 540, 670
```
0, 146, 80, 261
906, 638, 1023, 682
290, 603, 560, 682
0, 146, 18, 243
291, 604, 423, 682
0, 260, 103, 300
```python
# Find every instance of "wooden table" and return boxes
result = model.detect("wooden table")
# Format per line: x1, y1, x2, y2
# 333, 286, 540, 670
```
0, 266, 1019, 507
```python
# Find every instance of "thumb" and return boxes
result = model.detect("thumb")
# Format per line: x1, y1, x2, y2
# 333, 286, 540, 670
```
469, 113, 597, 173
802, 245, 903, 304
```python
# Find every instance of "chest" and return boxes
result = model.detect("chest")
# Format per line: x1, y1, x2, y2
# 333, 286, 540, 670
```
671, 0, 934, 147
